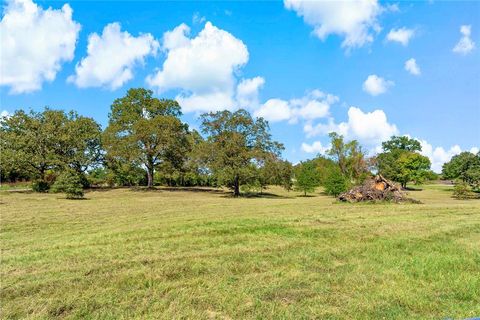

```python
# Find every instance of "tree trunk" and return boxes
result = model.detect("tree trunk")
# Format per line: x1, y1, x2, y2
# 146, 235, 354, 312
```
146, 157, 154, 188
233, 175, 240, 197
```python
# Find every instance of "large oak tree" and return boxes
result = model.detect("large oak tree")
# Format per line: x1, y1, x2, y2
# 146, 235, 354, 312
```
103, 88, 188, 188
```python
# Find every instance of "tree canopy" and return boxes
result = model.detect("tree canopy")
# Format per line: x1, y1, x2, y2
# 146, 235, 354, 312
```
199, 109, 284, 196
103, 88, 189, 188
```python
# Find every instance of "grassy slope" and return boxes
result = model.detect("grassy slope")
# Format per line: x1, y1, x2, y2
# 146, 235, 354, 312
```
1, 185, 479, 319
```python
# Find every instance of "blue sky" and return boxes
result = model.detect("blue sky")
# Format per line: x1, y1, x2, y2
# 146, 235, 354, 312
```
1, 0, 479, 172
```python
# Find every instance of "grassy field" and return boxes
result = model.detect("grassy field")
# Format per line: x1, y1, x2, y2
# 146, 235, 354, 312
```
1, 185, 479, 319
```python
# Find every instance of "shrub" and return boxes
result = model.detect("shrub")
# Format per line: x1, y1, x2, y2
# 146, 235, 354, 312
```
32, 180, 50, 192
51, 170, 84, 199
452, 181, 477, 200
324, 169, 348, 197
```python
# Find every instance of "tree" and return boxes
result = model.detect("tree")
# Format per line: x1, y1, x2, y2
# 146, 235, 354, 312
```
324, 168, 348, 197
199, 109, 283, 197
377, 136, 431, 188
51, 169, 84, 199
294, 161, 321, 196
0, 109, 101, 191
103, 88, 189, 188
327, 132, 368, 183
442, 151, 480, 190
381, 135, 421, 152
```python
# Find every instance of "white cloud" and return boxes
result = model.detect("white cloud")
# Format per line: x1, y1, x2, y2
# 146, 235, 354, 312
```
419, 140, 463, 173
405, 58, 421, 76
254, 90, 338, 123
68, 23, 159, 90
236, 76, 265, 108
284, 0, 382, 49
386, 27, 414, 46
470, 147, 479, 154
0, 0, 80, 94
147, 21, 250, 113
304, 107, 398, 147
453, 25, 475, 55
255, 99, 292, 122
1, 110, 10, 119
301, 141, 329, 154
362, 74, 394, 96
192, 12, 206, 24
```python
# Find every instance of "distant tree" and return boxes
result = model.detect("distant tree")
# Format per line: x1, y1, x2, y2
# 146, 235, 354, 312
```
51, 169, 84, 199
294, 161, 321, 196
103, 88, 189, 188
324, 168, 348, 197
199, 109, 283, 196
0, 109, 101, 191
381, 135, 422, 152
442, 151, 480, 190
377, 136, 431, 188
327, 132, 368, 183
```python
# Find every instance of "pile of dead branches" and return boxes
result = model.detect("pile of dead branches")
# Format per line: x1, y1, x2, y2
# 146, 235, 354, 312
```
338, 175, 420, 203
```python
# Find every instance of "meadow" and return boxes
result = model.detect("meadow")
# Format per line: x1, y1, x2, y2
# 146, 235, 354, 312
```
1, 185, 479, 319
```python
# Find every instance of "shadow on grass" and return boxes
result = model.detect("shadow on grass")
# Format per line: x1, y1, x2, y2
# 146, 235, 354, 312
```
220, 191, 292, 199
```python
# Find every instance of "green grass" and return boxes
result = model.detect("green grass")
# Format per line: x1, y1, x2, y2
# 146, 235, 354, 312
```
1, 185, 479, 319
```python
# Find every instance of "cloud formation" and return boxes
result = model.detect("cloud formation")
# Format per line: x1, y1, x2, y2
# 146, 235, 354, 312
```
284, 0, 382, 49
0, 0, 80, 94
405, 58, 421, 76
386, 27, 414, 46
362, 74, 394, 96
147, 22, 251, 113
304, 107, 398, 147
301, 141, 329, 154
453, 25, 475, 55
254, 90, 338, 123
68, 23, 159, 90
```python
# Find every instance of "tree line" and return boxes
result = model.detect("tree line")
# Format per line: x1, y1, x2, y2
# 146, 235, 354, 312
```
1, 87, 478, 199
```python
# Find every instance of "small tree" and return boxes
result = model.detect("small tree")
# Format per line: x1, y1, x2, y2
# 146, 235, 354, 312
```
51, 170, 84, 199
294, 161, 320, 196
452, 181, 476, 200
324, 168, 348, 197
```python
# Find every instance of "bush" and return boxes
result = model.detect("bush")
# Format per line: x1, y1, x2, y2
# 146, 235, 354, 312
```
452, 181, 477, 200
32, 180, 50, 192
324, 169, 348, 197
51, 170, 84, 199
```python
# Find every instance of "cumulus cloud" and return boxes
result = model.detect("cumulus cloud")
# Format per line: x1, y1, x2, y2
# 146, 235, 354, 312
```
0, 0, 81, 94
147, 21, 250, 113
236, 76, 265, 108
301, 141, 329, 154
405, 58, 421, 75
453, 25, 475, 55
386, 27, 414, 46
68, 23, 159, 90
362, 74, 394, 96
284, 0, 382, 49
304, 107, 398, 147
254, 90, 338, 123
419, 140, 463, 173
1, 110, 10, 119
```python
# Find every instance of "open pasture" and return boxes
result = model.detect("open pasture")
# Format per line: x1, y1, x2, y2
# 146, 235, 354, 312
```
1, 185, 479, 319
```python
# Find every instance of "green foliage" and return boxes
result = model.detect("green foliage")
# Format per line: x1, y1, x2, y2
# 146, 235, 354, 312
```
309, 156, 338, 186
381, 135, 422, 152
103, 88, 188, 188
324, 168, 348, 197
51, 169, 84, 199
442, 152, 480, 191
199, 109, 283, 196
294, 161, 321, 196
0, 109, 101, 190
327, 132, 368, 184
452, 181, 477, 199
377, 136, 431, 188
32, 180, 50, 192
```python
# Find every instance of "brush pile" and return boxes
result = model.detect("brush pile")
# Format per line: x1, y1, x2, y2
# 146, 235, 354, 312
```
338, 175, 420, 203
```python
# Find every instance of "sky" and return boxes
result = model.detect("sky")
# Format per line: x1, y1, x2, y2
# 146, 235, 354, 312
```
1, 0, 479, 172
